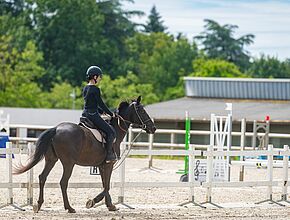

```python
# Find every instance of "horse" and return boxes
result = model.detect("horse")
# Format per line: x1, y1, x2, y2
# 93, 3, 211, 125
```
13, 96, 156, 213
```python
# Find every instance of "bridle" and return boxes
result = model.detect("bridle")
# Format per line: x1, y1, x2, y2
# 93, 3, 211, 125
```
115, 103, 151, 132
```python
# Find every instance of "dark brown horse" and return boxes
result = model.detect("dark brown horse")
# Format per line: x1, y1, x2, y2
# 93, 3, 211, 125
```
14, 96, 156, 213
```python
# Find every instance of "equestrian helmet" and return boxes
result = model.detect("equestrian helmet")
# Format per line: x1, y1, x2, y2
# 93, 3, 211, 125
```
86, 66, 103, 80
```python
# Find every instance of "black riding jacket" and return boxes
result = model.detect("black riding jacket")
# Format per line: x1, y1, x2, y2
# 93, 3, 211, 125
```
82, 85, 113, 116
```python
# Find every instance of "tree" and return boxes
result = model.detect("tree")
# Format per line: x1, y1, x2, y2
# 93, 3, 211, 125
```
0, 14, 33, 50
0, 0, 26, 16
25, 0, 139, 88
195, 19, 255, 70
44, 82, 83, 109
124, 32, 198, 99
99, 72, 159, 108
144, 5, 167, 33
0, 35, 47, 107
191, 58, 246, 78
247, 54, 290, 78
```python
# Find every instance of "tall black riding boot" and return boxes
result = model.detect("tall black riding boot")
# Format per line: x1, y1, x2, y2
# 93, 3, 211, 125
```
105, 142, 117, 163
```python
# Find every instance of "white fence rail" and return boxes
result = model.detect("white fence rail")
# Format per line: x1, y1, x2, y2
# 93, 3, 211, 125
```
1, 123, 290, 209
0, 141, 290, 209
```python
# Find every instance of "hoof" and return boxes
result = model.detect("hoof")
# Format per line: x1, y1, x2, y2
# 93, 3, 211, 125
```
33, 204, 39, 213
67, 208, 76, 213
108, 205, 118, 211
86, 199, 95, 209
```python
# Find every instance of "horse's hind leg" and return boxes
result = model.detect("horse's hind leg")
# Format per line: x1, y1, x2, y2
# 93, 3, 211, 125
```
60, 163, 75, 213
34, 155, 58, 213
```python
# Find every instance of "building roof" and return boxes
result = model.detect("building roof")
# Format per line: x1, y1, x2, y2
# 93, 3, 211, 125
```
0, 107, 82, 126
184, 77, 290, 100
145, 97, 290, 122
0, 96, 289, 126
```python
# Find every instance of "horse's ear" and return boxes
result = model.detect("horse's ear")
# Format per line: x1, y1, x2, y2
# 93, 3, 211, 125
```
137, 96, 142, 104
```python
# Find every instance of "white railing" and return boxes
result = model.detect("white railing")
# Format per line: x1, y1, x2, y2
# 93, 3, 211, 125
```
0, 142, 290, 209
6, 124, 290, 170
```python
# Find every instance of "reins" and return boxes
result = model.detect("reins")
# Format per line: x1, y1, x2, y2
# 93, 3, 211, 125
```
112, 107, 148, 170
112, 128, 143, 170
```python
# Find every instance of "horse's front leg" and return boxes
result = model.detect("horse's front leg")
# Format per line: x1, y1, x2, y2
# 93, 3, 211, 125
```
86, 191, 105, 209
101, 162, 118, 211
86, 165, 105, 209
86, 164, 117, 211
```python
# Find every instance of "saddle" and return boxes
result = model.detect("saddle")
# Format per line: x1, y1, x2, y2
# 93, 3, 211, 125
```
79, 117, 115, 143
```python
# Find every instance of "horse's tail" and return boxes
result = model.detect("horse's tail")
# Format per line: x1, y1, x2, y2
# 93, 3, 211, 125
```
13, 127, 57, 175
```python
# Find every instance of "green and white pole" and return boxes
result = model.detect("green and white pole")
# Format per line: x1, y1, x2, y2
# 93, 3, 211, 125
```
184, 111, 190, 174
177, 111, 190, 174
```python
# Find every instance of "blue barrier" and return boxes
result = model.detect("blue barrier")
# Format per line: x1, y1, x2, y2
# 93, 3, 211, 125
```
0, 132, 12, 158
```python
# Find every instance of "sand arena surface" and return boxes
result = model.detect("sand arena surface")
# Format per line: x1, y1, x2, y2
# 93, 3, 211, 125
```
0, 156, 290, 219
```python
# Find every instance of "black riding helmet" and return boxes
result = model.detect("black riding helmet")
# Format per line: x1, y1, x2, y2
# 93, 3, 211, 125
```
86, 66, 103, 80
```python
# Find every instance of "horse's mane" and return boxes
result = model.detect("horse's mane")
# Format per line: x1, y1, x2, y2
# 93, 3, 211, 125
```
118, 97, 140, 112
118, 100, 130, 111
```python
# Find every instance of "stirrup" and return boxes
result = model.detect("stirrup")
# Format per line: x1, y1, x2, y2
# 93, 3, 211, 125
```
106, 158, 117, 163
105, 154, 117, 163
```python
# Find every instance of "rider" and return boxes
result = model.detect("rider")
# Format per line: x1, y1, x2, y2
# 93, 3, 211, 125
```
82, 65, 117, 163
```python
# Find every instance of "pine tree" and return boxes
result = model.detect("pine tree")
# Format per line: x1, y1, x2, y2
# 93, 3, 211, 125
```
144, 5, 167, 33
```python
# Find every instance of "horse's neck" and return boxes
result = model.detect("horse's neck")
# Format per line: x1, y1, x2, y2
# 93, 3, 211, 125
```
111, 117, 128, 143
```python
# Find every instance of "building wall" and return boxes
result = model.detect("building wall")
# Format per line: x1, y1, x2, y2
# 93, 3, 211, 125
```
146, 120, 290, 149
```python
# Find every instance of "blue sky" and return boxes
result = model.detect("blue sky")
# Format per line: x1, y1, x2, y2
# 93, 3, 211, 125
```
122, 0, 290, 60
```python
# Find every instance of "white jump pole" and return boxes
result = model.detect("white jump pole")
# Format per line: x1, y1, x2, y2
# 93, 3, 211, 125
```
278, 145, 290, 203
118, 141, 126, 202
8, 142, 13, 205
200, 144, 222, 208
189, 143, 205, 208
207, 145, 213, 200
23, 143, 34, 207
116, 130, 134, 209
267, 145, 274, 199
256, 145, 284, 206
0, 142, 25, 211
179, 143, 205, 208
148, 133, 154, 168
239, 118, 246, 181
